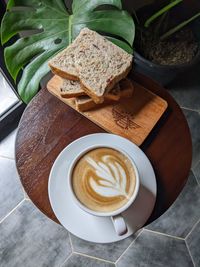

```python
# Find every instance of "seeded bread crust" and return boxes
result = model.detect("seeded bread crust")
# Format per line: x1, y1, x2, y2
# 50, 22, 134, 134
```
60, 76, 121, 100
75, 96, 98, 111
50, 66, 79, 81
79, 66, 132, 104
75, 96, 115, 112
60, 79, 85, 98
75, 78, 134, 111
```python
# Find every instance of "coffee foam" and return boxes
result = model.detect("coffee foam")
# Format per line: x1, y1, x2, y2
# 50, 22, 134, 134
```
86, 155, 129, 198
72, 148, 136, 213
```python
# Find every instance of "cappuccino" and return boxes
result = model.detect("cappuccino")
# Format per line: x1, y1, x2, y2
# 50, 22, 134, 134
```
72, 147, 136, 213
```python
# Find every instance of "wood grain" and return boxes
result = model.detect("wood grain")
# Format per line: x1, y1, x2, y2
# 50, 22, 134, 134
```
15, 73, 192, 224
47, 75, 168, 146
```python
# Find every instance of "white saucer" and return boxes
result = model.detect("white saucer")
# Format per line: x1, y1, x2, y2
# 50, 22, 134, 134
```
48, 134, 157, 243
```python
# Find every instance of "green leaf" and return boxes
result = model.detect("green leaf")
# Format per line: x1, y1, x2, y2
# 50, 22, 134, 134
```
72, 0, 122, 14
18, 49, 61, 103
72, 10, 134, 46
1, 0, 134, 103
107, 36, 133, 54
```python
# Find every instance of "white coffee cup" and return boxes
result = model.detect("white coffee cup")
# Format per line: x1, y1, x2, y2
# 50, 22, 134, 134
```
68, 144, 140, 236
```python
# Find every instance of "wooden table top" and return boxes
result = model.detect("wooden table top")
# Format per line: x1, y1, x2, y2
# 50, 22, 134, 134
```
15, 73, 192, 224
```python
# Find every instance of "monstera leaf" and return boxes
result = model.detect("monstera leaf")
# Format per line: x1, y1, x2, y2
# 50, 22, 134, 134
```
1, 0, 135, 103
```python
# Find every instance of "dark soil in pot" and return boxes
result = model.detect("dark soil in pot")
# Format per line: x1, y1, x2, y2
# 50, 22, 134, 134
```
133, 4, 200, 86
135, 27, 198, 65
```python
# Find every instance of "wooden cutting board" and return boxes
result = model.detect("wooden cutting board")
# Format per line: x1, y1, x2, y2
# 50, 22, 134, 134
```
47, 75, 168, 146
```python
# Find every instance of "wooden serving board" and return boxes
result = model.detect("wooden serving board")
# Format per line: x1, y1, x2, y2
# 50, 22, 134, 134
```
47, 75, 168, 146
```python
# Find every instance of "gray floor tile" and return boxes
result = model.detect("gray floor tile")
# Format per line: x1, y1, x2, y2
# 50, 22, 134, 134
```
146, 172, 200, 238
186, 220, 200, 267
63, 253, 115, 267
182, 109, 200, 168
167, 65, 200, 112
70, 232, 138, 262
116, 230, 193, 267
0, 200, 71, 267
193, 160, 200, 185
0, 129, 17, 159
0, 157, 24, 221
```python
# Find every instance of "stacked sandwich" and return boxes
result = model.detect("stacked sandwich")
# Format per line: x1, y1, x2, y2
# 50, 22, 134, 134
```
48, 28, 133, 111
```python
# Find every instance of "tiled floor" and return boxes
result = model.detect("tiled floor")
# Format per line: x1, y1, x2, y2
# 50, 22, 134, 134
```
0, 73, 200, 266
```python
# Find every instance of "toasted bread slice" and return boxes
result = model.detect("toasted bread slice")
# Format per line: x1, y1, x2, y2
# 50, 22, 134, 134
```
48, 45, 79, 81
75, 96, 98, 111
49, 28, 133, 104
60, 76, 121, 100
75, 96, 115, 112
75, 79, 134, 112
75, 28, 133, 103
60, 79, 85, 98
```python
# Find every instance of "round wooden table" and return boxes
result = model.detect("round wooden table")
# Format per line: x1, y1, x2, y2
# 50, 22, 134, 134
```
15, 73, 192, 224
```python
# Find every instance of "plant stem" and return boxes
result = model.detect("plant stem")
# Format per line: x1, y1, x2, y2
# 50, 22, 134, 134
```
68, 15, 73, 44
154, 11, 168, 38
144, 0, 182, 28
160, 12, 200, 40
133, 9, 140, 25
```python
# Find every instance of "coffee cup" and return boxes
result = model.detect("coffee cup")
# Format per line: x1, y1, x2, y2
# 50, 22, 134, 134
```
68, 144, 140, 236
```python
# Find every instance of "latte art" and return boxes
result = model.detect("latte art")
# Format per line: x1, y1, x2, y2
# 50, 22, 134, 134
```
72, 148, 136, 213
86, 156, 129, 198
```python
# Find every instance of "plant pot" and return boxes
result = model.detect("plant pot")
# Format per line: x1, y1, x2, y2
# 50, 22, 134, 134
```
133, 5, 200, 86
133, 47, 200, 86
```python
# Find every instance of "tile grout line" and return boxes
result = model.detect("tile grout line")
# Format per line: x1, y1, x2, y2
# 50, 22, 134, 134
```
144, 228, 184, 240
193, 174, 200, 188
185, 241, 196, 267
115, 229, 143, 264
185, 218, 200, 240
0, 198, 25, 224
59, 252, 73, 267
73, 251, 115, 264
0, 154, 15, 160
22, 187, 30, 200
192, 159, 200, 172
181, 106, 200, 113
192, 164, 200, 187
68, 233, 74, 252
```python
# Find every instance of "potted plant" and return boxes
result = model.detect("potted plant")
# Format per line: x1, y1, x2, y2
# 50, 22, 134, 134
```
133, 0, 200, 85
0, 0, 135, 103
